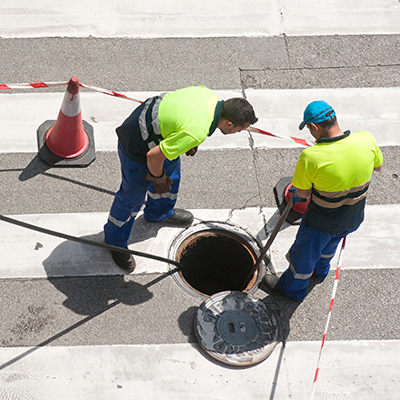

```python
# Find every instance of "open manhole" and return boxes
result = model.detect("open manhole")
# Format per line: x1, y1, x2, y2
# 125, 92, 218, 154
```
169, 222, 266, 299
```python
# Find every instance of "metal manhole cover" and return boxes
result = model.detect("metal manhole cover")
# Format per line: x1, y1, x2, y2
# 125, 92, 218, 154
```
194, 291, 280, 366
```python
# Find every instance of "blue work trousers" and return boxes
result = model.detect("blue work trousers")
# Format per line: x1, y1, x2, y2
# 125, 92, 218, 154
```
104, 142, 181, 248
278, 221, 359, 301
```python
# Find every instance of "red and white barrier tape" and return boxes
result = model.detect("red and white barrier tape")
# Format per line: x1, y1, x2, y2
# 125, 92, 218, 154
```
0, 81, 68, 90
0, 80, 144, 104
310, 236, 347, 400
247, 126, 311, 147
0, 80, 310, 146
78, 82, 143, 103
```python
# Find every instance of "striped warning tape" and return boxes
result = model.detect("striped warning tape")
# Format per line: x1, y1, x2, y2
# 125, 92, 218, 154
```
247, 126, 311, 147
0, 80, 144, 104
0, 80, 310, 146
309, 236, 347, 400
78, 82, 143, 103
0, 81, 67, 90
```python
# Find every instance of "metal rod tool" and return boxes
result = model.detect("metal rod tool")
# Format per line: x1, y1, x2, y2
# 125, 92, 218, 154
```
241, 198, 293, 291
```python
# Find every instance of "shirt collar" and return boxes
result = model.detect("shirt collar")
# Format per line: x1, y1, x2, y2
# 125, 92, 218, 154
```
208, 100, 224, 136
317, 130, 351, 143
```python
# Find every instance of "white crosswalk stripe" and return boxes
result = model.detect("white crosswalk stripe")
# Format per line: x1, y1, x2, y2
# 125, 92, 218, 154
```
1, 206, 399, 280
1, 340, 399, 400
2, 87, 400, 153
1, 0, 400, 38
1, 2, 400, 399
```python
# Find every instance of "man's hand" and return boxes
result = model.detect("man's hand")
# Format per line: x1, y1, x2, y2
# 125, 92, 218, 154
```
288, 187, 309, 205
186, 146, 198, 157
153, 177, 173, 194
146, 169, 173, 194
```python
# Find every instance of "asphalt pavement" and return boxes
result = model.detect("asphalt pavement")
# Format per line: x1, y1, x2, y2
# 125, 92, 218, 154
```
1, 2, 400, 399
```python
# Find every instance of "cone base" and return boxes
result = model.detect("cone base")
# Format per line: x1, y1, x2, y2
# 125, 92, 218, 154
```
273, 176, 303, 225
37, 120, 96, 167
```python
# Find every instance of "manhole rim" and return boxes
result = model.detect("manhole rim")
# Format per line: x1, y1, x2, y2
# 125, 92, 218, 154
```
168, 221, 266, 300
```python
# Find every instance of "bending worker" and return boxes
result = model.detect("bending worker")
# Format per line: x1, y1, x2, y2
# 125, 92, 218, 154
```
104, 86, 258, 273
262, 100, 383, 302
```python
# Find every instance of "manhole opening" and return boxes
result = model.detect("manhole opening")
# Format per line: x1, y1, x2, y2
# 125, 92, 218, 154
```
176, 229, 258, 296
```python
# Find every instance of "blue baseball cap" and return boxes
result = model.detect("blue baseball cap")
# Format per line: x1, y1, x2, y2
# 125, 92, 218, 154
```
299, 101, 336, 130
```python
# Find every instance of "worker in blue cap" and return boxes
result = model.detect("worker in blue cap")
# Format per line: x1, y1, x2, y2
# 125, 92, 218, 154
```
262, 100, 383, 302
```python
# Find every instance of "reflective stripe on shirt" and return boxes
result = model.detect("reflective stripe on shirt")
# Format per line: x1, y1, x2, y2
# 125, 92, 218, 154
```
312, 180, 370, 209
138, 94, 165, 150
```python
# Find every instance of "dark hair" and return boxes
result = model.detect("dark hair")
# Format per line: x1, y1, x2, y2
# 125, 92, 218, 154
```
316, 115, 337, 129
221, 98, 258, 126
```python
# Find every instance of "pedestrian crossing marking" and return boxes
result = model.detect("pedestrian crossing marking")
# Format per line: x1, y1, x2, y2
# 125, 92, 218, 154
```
2, 88, 400, 154
1, 0, 399, 38
0, 205, 398, 280
1, 340, 399, 399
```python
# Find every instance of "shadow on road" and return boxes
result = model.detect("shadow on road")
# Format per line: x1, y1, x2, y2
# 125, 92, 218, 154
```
259, 278, 322, 343
47, 275, 154, 316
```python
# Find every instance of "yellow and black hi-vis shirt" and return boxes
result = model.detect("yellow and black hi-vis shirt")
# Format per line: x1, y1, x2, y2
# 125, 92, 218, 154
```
116, 86, 222, 163
292, 130, 383, 234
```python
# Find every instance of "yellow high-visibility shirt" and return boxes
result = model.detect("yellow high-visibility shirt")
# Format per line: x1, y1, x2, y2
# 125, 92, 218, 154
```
158, 86, 220, 160
293, 130, 383, 192
292, 130, 383, 234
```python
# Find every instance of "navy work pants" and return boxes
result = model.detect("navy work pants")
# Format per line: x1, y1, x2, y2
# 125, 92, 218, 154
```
278, 220, 359, 301
104, 142, 181, 248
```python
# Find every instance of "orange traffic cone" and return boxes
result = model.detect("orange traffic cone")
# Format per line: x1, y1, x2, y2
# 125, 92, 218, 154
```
37, 76, 95, 167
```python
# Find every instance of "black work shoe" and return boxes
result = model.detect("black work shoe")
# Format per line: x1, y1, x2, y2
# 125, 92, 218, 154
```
147, 209, 194, 226
260, 275, 284, 296
166, 209, 194, 226
110, 248, 136, 274
260, 275, 303, 303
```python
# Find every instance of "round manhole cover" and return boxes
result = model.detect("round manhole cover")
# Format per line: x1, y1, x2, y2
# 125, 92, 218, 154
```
194, 291, 280, 366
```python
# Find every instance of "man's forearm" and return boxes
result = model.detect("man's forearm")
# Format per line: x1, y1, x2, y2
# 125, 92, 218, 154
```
146, 145, 167, 177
